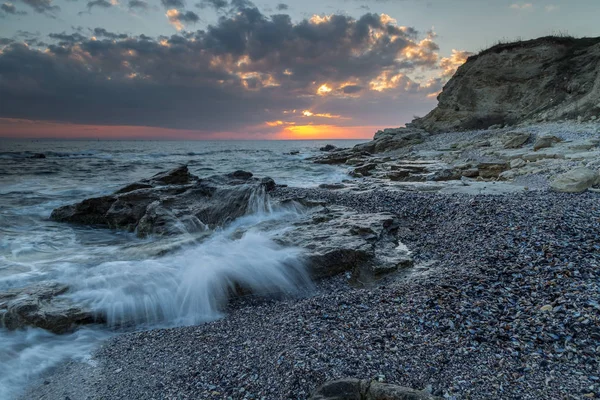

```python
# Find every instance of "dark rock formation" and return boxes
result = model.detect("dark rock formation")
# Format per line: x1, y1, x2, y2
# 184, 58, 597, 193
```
309, 379, 440, 400
0, 282, 99, 334
412, 36, 600, 132
51, 166, 276, 236
320, 144, 337, 152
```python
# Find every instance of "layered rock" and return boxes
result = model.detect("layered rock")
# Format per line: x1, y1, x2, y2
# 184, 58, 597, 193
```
412, 36, 600, 132
0, 282, 99, 334
51, 166, 276, 236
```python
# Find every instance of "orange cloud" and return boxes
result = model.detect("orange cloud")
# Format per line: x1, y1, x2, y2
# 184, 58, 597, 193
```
440, 49, 473, 78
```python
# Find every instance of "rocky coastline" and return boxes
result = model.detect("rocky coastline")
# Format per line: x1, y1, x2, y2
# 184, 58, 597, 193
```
15, 35, 600, 399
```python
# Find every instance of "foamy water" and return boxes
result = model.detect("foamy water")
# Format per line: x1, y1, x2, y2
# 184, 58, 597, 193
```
0, 139, 365, 399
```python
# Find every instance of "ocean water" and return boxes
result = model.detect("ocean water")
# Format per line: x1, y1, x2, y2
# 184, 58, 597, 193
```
0, 139, 366, 399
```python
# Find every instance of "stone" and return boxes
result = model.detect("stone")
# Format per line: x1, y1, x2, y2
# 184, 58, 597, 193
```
273, 206, 412, 282
533, 135, 561, 151
318, 183, 346, 190
550, 168, 600, 193
354, 129, 424, 154
503, 132, 531, 149
319, 144, 337, 152
51, 166, 277, 236
0, 283, 99, 334
510, 159, 526, 169
30, 153, 46, 159
540, 304, 553, 312
351, 163, 377, 177
461, 169, 479, 178
568, 141, 597, 151
477, 162, 508, 179
309, 379, 440, 400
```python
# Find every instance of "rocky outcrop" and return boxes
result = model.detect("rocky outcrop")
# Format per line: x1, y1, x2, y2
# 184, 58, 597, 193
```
51, 166, 276, 236
309, 379, 440, 400
412, 36, 600, 132
273, 205, 412, 281
550, 168, 599, 193
0, 283, 99, 334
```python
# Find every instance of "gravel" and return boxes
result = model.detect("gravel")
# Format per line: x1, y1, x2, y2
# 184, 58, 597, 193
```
25, 188, 600, 400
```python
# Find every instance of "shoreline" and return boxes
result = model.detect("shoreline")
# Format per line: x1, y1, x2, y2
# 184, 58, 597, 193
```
22, 187, 600, 399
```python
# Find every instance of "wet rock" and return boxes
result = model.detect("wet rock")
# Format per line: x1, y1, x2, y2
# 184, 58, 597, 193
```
351, 163, 377, 177
30, 153, 46, 159
320, 144, 337, 152
310, 379, 440, 400
477, 162, 508, 179
0, 283, 99, 334
275, 206, 412, 281
51, 166, 277, 236
289, 150, 300, 155
533, 135, 561, 151
319, 183, 346, 190
313, 150, 366, 165
503, 132, 531, 149
550, 167, 599, 193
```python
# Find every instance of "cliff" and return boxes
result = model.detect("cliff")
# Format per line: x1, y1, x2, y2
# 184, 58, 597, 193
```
412, 36, 600, 133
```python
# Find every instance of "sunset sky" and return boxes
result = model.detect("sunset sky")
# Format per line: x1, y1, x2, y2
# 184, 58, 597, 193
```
0, 0, 598, 139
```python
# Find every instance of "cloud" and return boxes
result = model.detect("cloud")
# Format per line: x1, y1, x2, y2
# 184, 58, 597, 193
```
275, 3, 287, 10
21, 0, 59, 14
128, 0, 149, 10
165, 9, 199, 30
545, 4, 558, 12
86, 0, 113, 10
439, 49, 473, 78
0, 10, 451, 135
509, 3, 533, 10
197, 0, 227, 9
2, 2, 27, 14
161, 0, 184, 8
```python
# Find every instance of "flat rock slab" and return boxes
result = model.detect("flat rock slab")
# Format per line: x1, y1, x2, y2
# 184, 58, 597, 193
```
550, 168, 599, 193
0, 282, 99, 334
310, 379, 440, 400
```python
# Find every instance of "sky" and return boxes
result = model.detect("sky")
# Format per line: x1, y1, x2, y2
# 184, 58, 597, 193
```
0, 0, 598, 139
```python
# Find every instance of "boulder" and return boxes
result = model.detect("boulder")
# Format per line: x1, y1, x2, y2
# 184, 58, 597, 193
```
477, 162, 508, 179
309, 379, 440, 400
320, 144, 337, 152
550, 168, 599, 193
510, 159, 526, 169
274, 206, 412, 281
30, 153, 46, 159
0, 283, 99, 334
51, 166, 277, 236
533, 135, 561, 151
503, 132, 531, 149
351, 163, 377, 177
355, 129, 424, 154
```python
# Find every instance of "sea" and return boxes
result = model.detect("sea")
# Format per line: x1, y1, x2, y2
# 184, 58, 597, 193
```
0, 139, 366, 399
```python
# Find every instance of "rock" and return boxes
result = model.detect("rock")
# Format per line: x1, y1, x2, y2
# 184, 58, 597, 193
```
318, 183, 346, 190
51, 167, 277, 236
461, 168, 479, 178
488, 123, 503, 130
0, 283, 99, 334
540, 304, 553, 312
313, 150, 367, 165
354, 128, 424, 154
568, 141, 598, 151
510, 159, 526, 169
503, 132, 531, 149
533, 135, 561, 151
30, 153, 46, 159
309, 379, 440, 400
289, 150, 300, 155
351, 163, 377, 177
550, 168, 600, 193
477, 162, 508, 179
274, 206, 412, 281
320, 144, 337, 152
411, 36, 600, 132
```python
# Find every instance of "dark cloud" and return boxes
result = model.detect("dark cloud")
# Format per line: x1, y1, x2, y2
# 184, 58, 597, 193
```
161, 0, 184, 8
0, 10, 446, 134
87, 0, 112, 9
21, 0, 59, 14
93, 27, 129, 39
166, 9, 199, 29
128, 0, 148, 9
197, 0, 227, 9
0, 38, 15, 45
275, 3, 287, 10
2, 2, 27, 15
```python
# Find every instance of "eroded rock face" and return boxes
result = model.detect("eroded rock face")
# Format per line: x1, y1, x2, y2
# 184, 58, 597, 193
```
51, 166, 277, 236
0, 283, 99, 334
309, 379, 440, 400
412, 36, 600, 132
550, 168, 599, 193
274, 205, 412, 282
